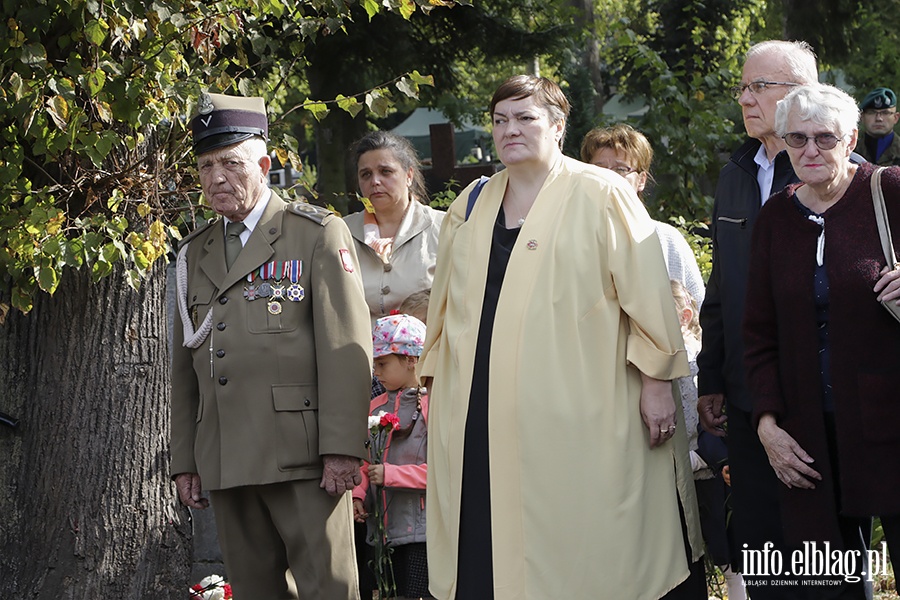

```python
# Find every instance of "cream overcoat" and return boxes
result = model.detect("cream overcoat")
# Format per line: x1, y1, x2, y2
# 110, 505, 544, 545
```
421, 156, 703, 600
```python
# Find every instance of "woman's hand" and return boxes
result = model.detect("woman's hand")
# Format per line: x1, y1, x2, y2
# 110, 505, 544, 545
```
352, 498, 368, 522
874, 264, 900, 304
367, 463, 385, 486
757, 413, 821, 489
639, 373, 677, 448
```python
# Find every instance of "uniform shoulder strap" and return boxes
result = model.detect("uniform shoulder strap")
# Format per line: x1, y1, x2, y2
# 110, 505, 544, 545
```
287, 200, 334, 225
465, 176, 490, 221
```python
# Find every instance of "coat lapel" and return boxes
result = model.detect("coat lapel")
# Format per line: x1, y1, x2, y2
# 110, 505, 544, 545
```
200, 192, 286, 296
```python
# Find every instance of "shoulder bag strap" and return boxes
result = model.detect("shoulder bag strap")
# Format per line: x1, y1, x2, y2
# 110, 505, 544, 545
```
465, 175, 490, 221
871, 166, 900, 269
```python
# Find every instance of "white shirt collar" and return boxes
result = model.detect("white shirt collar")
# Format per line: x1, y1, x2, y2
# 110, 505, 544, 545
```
224, 189, 271, 246
753, 143, 776, 205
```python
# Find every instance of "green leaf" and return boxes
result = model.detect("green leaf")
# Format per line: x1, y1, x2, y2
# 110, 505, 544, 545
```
362, 0, 380, 20
336, 94, 363, 118
20, 43, 47, 66
35, 263, 59, 294
306, 101, 329, 121
399, 0, 416, 19
45, 95, 69, 131
396, 77, 418, 99
87, 69, 106, 96
365, 91, 391, 118
84, 19, 109, 46
408, 70, 434, 86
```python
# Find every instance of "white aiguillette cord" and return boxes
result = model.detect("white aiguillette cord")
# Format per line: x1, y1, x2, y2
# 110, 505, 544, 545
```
176, 242, 214, 349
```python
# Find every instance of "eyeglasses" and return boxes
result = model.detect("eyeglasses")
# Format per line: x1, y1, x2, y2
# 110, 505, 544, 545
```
730, 81, 799, 100
594, 164, 636, 176
782, 132, 844, 150
863, 109, 897, 118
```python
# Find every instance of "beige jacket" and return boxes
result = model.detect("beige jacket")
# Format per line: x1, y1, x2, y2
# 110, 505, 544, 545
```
344, 200, 444, 322
421, 157, 703, 600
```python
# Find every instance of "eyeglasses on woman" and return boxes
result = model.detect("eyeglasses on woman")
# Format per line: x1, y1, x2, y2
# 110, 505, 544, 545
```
782, 132, 844, 150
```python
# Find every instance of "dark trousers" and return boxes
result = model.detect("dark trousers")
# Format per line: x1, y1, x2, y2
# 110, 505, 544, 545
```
725, 404, 796, 599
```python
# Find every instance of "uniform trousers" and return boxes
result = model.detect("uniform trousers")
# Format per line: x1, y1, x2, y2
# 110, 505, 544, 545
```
210, 479, 359, 600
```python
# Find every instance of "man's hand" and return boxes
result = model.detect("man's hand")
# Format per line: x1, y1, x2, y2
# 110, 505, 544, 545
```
174, 473, 209, 509
639, 373, 677, 448
320, 454, 362, 496
698, 393, 727, 436
757, 414, 821, 489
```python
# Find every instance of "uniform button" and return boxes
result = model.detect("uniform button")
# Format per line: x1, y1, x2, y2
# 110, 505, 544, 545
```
219, 296, 228, 305
381, 286, 391, 295
217, 322, 226, 331
304, 398, 311, 407
218, 377, 228, 385
384, 263, 393, 272
216, 349, 225, 358
269, 227, 277, 234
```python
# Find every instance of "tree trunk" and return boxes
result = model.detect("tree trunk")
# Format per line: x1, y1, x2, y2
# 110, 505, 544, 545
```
0, 262, 192, 599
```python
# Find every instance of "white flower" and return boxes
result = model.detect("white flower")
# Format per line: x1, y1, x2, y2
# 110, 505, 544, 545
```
368, 415, 381, 429
189, 575, 228, 600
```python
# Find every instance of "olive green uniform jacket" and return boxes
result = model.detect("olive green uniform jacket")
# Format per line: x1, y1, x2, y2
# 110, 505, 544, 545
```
170, 191, 373, 490
855, 131, 900, 166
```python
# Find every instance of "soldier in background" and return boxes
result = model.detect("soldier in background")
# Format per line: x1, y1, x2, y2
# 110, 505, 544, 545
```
854, 86, 900, 165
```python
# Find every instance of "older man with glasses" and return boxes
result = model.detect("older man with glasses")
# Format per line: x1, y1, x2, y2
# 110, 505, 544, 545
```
698, 40, 817, 598
854, 86, 900, 165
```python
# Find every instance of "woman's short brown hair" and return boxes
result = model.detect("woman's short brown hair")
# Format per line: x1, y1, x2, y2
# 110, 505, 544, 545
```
490, 75, 571, 149
579, 123, 653, 173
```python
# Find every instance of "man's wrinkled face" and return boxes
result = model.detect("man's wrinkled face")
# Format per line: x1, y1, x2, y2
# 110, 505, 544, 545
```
198, 143, 271, 221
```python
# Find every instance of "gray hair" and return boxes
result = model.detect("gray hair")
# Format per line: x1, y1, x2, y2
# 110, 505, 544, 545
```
745, 40, 818, 84
774, 83, 860, 138
239, 137, 269, 162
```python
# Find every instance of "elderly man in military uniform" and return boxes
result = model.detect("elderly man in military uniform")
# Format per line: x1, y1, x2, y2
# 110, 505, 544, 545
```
855, 86, 900, 165
170, 92, 372, 599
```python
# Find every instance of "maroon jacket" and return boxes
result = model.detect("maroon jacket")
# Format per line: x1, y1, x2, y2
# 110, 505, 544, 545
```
744, 161, 900, 546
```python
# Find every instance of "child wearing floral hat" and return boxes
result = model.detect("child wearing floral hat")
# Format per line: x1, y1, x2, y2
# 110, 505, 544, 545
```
353, 314, 432, 599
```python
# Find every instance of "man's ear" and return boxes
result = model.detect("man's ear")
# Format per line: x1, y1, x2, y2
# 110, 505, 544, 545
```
258, 154, 272, 178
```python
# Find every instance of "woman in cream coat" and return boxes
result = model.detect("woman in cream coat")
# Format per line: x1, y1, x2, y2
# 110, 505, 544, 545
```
421, 76, 704, 600
344, 131, 444, 323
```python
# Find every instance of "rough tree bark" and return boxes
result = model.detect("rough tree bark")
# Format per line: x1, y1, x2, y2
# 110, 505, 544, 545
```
0, 262, 191, 599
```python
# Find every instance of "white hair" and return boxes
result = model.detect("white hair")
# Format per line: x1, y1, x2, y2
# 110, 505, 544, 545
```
237, 137, 269, 162
746, 40, 818, 84
774, 83, 860, 138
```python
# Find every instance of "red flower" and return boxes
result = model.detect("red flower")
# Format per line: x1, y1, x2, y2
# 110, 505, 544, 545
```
223, 584, 233, 599
379, 412, 400, 430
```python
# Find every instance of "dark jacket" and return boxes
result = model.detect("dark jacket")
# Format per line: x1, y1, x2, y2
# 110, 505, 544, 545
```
697, 138, 799, 411
743, 162, 900, 545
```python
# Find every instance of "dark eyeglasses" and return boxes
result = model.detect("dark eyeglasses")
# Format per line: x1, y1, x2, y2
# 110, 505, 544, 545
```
782, 132, 844, 150
730, 81, 799, 100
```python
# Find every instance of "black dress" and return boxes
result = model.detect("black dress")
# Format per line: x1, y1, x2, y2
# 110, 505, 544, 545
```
455, 210, 519, 599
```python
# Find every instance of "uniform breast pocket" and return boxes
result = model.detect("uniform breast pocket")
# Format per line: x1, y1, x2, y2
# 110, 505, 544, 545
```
272, 384, 320, 470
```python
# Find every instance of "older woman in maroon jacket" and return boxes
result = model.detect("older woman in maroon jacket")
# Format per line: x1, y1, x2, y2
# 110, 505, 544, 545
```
744, 83, 900, 593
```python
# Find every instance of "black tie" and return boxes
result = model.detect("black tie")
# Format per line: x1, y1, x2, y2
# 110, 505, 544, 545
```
224, 221, 246, 271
